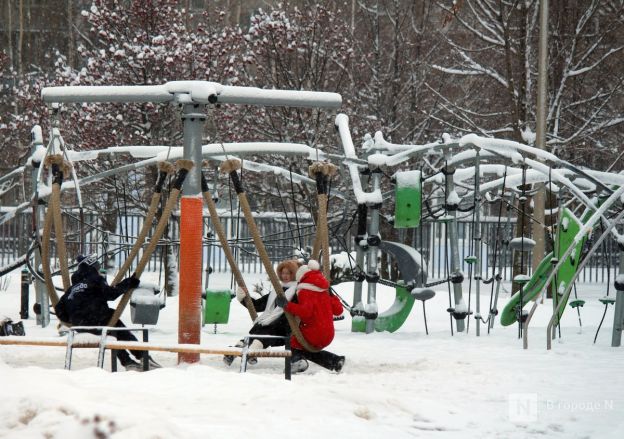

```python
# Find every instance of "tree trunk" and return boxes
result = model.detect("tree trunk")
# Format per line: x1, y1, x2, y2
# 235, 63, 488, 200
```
18, 0, 23, 77
6, 1, 13, 68
67, 0, 75, 68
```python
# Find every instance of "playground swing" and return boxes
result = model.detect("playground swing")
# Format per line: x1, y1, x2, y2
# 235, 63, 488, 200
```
34, 119, 82, 306
123, 162, 175, 326
39, 157, 182, 326
217, 156, 338, 353
200, 161, 257, 325
107, 159, 194, 327
40, 154, 72, 305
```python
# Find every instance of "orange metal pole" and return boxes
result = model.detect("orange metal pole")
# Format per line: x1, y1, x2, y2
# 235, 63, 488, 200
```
178, 196, 203, 364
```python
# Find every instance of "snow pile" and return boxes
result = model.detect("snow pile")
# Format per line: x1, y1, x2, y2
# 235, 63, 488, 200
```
394, 170, 421, 189
130, 283, 163, 307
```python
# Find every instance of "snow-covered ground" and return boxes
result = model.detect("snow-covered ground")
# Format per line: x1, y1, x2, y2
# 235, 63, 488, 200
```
1, 269, 623, 439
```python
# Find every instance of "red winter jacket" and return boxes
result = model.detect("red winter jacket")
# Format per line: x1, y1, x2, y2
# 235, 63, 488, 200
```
285, 270, 343, 350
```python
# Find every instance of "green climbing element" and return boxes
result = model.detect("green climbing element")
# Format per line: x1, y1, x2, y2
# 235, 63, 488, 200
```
350, 241, 426, 333
394, 170, 422, 229
569, 299, 585, 308
375, 285, 416, 333
203, 289, 232, 325
599, 297, 616, 305
351, 316, 366, 332
350, 286, 416, 333
500, 254, 552, 326
552, 208, 587, 321
464, 255, 478, 265
500, 208, 588, 326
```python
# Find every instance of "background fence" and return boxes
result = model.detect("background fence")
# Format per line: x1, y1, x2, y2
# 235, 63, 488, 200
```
0, 210, 621, 285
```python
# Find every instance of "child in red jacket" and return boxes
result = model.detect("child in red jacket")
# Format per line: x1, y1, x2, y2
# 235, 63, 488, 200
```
276, 260, 345, 373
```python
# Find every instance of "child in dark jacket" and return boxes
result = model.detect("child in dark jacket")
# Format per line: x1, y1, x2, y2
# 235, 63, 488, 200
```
276, 260, 345, 373
55, 254, 156, 371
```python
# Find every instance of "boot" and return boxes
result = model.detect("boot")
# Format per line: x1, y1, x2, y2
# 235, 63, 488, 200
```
123, 359, 143, 372
148, 356, 162, 369
223, 340, 245, 366
247, 339, 264, 366
118, 350, 144, 372
333, 356, 346, 373
290, 350, 309, 374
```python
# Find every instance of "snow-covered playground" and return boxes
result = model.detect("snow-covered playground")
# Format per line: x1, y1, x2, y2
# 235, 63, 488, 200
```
1, 53, 624, 439
1, 270, 623, 439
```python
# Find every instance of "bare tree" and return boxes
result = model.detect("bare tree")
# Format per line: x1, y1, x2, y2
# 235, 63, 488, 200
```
431, 0, 624, 167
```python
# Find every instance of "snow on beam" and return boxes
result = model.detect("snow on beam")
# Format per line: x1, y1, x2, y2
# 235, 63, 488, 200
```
200, 142, 324, 160
215, 86, 342, 109
42, 81, 342, 109
42, 85, 176, 103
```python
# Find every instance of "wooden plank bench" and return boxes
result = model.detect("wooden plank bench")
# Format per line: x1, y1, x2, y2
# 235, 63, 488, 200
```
0, 332, 293, 379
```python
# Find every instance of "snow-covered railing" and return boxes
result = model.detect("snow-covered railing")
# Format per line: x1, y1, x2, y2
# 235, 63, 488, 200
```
335, 113, 382, 205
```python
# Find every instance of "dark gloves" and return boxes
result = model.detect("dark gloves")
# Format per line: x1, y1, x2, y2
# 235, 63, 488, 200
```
127, 275, 140, 289
274, 295, 288, 308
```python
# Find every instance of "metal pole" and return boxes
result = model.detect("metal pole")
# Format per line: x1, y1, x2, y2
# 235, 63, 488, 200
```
178, 103, 205, 364
352, 203, 367, 332
445, 154, 465, 332
365, 170, 382, 334
31, 128, 49, 327
20, 268, 29, 319
611, 250, 624, 347
474, 149, 482, 336
532, 0, 549, 273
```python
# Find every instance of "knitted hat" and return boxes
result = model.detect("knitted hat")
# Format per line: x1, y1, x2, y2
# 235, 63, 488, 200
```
295, 259, 320, 282
77, 253, 100, 272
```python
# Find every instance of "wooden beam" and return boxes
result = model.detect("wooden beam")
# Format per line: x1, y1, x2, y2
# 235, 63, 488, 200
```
0, 337, 291, 358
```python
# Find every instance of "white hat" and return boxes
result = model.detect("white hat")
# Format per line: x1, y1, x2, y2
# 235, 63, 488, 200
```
295, 259, 320, 282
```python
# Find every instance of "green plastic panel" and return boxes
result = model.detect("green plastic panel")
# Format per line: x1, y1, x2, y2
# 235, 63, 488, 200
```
552, 208, 587, 320
394, 171, 422, 229
203, 289, 232, 325
351, 316, 366, 332
500, 253, 552, 326
350, 286, 416, 333
374, 286, 416, 333
500, 208, 587, 326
